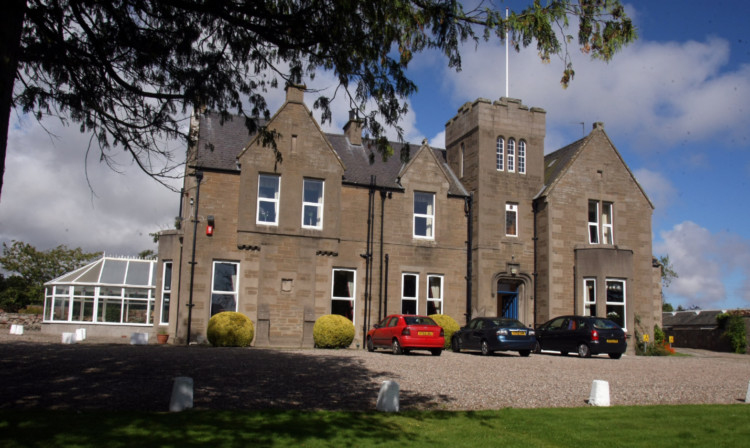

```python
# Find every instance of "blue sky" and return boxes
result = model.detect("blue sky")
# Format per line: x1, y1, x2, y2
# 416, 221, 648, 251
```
1, 1, 749, 310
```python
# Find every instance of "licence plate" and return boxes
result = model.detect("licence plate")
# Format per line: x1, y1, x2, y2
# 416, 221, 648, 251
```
606, 339, 619, 343
511, 331, 526, 336
418, 331, 433, 336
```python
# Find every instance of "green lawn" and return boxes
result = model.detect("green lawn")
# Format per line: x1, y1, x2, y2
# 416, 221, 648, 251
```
1, 405, 748, 447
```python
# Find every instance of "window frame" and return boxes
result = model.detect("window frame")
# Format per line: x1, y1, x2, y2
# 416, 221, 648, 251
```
160, 261, 172, 325
505, 203, 518, 237
257, 174, 280, 225
331, 268, 356, 324
426, 274, 444, 315
583, 278, 596, 316
602, 202, 614, 244
518, 140, 526, 174
496, 137, 504, 171
210, 261, 240, 317
302, 178, 324, 229
605, 278, 626, 330
413, 191, 435, 239
507, 138, 516, 173
588, 200, 600, 244
401, 273, 419, 314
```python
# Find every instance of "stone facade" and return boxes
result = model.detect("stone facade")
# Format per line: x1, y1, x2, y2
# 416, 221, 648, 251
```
156, 86, 661, 352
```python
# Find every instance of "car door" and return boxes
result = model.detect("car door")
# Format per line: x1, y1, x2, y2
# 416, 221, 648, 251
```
540, 317, 566, 351
466, 319, 484, 350
372, 316, 393, 347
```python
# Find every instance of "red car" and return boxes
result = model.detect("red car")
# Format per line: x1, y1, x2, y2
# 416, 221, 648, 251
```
367, 314, 445, 356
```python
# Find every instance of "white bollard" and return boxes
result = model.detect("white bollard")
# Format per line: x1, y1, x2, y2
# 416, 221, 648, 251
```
376, 380, 400, 412
589, 380, 610, 407
75, 328, 87, 341
170, 377, 194, 412
745, 381, 750, 404
62, 332, 77, 344
130, 332, 149, 345
10, 324, 23, 335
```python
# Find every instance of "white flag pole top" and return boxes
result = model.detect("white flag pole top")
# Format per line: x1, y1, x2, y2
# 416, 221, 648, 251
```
505, 8, 509, 98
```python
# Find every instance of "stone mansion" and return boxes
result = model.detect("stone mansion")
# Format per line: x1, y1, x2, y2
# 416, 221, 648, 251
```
154, 85, 662, 351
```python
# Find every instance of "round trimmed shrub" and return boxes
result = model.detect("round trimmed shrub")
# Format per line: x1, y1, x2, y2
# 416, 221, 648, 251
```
430, 314, 460, 349
207, 311, 254, 347
313, 314, 355, 348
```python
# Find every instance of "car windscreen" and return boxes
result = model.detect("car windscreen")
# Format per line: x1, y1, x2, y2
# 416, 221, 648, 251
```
592, 318, 621, 330
404, 316, 437, 326
490, 319, 525, 328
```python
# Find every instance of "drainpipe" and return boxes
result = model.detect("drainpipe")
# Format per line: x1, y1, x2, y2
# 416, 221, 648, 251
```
384, 254, 389, 317
186, 170, 203, 346
532, 199, 538, 328
361, 176, 375, 348
464, 192, 473, 326
377, 189, 388, 322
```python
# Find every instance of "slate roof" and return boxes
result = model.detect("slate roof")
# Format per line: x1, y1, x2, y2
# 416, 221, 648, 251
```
191, 113, 468, 197
192, 112, 264, 172
662, 310, 725, 329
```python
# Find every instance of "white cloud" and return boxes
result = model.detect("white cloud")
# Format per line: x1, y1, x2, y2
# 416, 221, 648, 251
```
632, 168, 677, 213
655, 221, 750, 309
0, 115, 180, 256
435, 25, 750, 154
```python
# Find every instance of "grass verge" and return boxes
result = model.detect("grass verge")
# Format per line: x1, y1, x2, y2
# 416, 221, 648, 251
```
1, 404, 748, 447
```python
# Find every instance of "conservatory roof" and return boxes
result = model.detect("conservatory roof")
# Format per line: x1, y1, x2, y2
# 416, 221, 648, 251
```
45, 256, 157, 288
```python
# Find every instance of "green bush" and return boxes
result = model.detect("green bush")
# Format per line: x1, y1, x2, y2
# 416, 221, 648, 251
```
429, 314, 460, 349
313, 314, 354, 348
653, 324, 665, 345
718, 312, 747, 354
207, 311, 254, 347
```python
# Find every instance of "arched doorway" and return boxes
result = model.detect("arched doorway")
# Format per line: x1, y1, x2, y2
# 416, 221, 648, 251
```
497, 282, 519, 319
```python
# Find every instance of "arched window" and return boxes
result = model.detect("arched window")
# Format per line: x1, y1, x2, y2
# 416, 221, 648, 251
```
518, 140, 526, 174
507, 138, 516, 173
496, 137, 504, 171
460, 142, 465, 178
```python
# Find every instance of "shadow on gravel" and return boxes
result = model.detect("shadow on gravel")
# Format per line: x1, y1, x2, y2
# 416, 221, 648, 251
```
0, 342, 449, 412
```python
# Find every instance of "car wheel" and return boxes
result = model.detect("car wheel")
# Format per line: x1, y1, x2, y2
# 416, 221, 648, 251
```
452, 337, 461, 353
519, 350, 531, 357
481, 340, 492, 356
608, 352, 622, 359
431, 348, 442, 356
577, 343, 591, 358
533, 341, 541, 354
366, 337, 374, 352
392, 339, 403, 355
560, 351, 568, 356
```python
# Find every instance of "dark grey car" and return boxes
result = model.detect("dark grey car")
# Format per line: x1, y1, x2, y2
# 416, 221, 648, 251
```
452, 317, 537, 357
535, 315, 627, 359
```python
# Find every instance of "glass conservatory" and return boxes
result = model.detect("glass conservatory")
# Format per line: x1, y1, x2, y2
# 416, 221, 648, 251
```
43, 256, 157, 326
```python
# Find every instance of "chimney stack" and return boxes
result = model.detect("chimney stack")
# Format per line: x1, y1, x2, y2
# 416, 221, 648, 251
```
344, 110, 363, 146
285, 84, 305, 104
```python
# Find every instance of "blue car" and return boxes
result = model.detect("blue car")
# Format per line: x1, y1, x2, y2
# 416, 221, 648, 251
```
451, 317, 537, 357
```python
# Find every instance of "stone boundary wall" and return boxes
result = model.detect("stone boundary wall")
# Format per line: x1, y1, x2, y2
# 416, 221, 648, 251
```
0, 312, 43, 330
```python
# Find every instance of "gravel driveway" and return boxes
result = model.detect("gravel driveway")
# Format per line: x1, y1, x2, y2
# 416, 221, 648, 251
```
1, 333, 749, 412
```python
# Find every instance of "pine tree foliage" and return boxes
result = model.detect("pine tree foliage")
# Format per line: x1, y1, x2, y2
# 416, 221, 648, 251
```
1, 0, 637, 197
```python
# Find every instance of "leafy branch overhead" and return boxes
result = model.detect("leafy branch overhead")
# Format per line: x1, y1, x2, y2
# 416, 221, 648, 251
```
2, 0, 636, 196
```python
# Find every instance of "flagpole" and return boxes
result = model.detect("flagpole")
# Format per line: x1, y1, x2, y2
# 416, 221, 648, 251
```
505, 7, 509, 98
